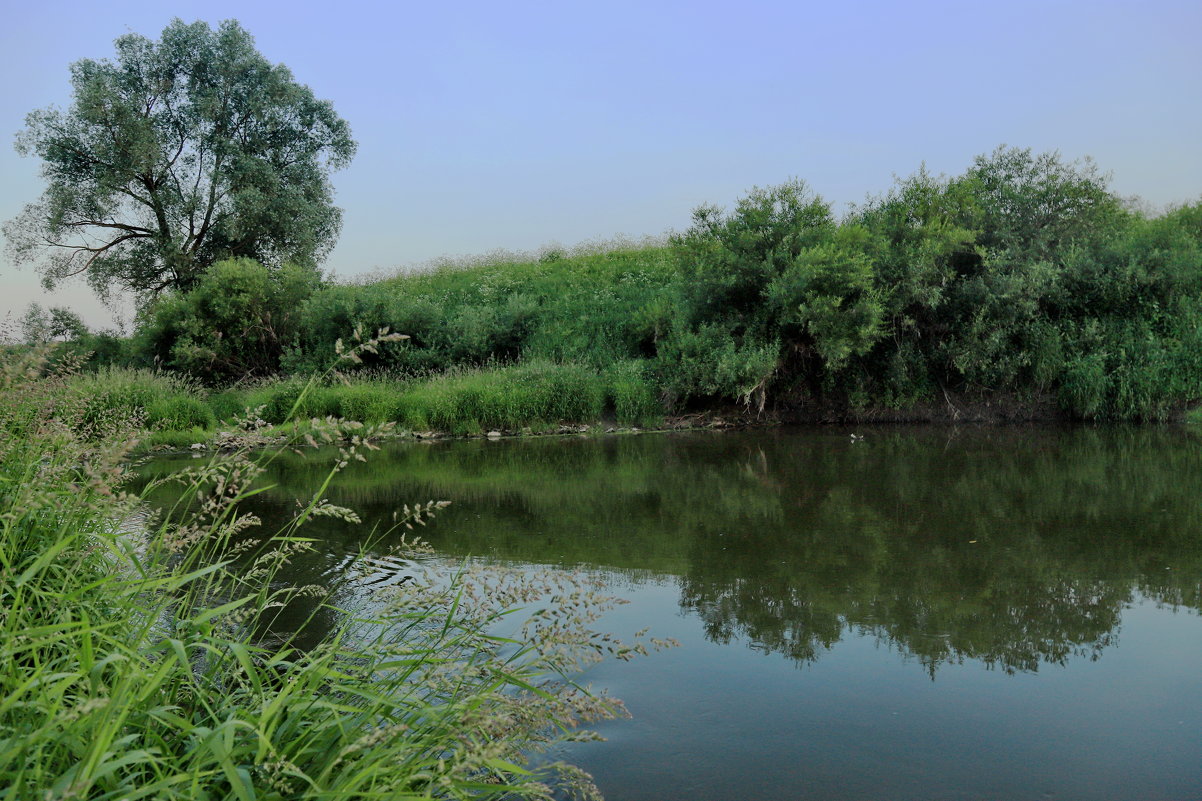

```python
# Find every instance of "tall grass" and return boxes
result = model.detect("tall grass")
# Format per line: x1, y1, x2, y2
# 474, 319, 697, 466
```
0, 348, 668, 799
132, 361, 665, 443
58, 366, 210, 437
394, 362, 606, 433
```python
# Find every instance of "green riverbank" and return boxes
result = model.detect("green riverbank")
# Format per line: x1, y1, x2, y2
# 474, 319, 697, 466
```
17, 147, 1202, 440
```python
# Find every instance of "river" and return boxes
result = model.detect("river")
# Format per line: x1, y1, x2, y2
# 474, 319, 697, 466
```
139, 425, 1202, 800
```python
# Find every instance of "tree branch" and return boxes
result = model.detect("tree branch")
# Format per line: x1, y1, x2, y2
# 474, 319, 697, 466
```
62, 219, 156, 235
47, 231, 149, 277
192, 153, 225, 253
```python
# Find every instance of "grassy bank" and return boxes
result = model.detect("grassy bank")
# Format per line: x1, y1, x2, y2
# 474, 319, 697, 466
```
30, 147, 1202, 422
0, 349, 666, 799
46, 358, 665, 453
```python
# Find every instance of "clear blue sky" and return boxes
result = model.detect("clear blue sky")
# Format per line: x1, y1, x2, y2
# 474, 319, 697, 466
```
2, 0, 1200, 329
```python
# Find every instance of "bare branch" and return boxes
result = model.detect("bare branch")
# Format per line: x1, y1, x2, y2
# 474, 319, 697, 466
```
48, 232, 149, 277
62, 219, 155, 235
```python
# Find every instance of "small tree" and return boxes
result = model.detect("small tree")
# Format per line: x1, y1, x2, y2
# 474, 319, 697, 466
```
957, 145, 1126, 259
18, 304, 89, 344
674, 180, 835, 335
4, 19, 355, 299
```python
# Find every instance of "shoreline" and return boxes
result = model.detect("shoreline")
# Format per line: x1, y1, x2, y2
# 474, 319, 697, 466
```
136, 398, 1202, 460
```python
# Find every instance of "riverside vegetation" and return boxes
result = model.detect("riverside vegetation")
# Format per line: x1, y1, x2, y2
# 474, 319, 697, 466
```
0, 344, 675, 799
10, 20, 1199, 799
19, 146, 1202, 449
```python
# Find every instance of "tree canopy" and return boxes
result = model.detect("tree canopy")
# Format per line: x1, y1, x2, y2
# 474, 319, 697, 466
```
3, 19, 355, 298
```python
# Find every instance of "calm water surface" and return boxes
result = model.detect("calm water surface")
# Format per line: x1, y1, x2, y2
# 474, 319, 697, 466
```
142, 426, 1202, 800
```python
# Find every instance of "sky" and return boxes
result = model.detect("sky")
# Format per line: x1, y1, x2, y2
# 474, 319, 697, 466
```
1, 0, 1200, 330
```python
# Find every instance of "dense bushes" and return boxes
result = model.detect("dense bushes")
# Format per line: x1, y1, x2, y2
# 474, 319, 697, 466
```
46, 147, 1202, 422
656, 147, 1202, 420
664, 183, 888, 407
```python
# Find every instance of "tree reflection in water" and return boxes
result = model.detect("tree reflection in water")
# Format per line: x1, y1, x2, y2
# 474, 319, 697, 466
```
137, 425, 1202, 675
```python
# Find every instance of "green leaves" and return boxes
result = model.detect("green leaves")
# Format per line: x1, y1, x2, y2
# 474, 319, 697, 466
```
667, 180, 885, 406
674, 180, 834, 331
766, 240, 884, 371
4, 19, 355, 298
140, 258, 321, 381
959, 145, 1127, 260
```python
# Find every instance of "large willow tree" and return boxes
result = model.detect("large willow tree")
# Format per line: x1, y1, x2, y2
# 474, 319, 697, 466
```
4, 19, 355, 298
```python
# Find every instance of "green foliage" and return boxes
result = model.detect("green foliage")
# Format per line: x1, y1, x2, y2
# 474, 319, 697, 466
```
207, 389, 253, 423
841, 152, 1202, 419
665, 180, 884, 407
765, 233, 884, 370
674, 179, 834, 333
335, 382, 402, 424
4, 19, 355, 297
256, 378, 340, 424
142, 426, 212, 448
959, 145, 1127, 260
1059, 351, 1109, 418
285, 243, 678, 376
102, 147, 1202, 422
61, 366, 196, 438
655, 325, 781, 407
18, 303, 88, 344
1, 350, 652, 800
73, 331, 139, 371
139, 258, 320, 381
12, 305, 139, 374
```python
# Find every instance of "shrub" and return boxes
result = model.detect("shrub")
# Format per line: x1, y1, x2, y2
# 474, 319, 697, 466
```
673, 180, 834, 333
656, 325, 780, 409
138, 259, 320, 382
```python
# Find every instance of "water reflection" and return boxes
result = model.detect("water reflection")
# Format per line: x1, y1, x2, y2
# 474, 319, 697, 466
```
138, 425, 1202, 677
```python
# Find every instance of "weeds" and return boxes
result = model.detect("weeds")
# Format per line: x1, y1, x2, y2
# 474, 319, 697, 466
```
0, 345, 670, 799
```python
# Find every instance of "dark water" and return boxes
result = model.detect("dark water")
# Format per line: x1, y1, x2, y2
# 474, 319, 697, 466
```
140, 426, 1202, 800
